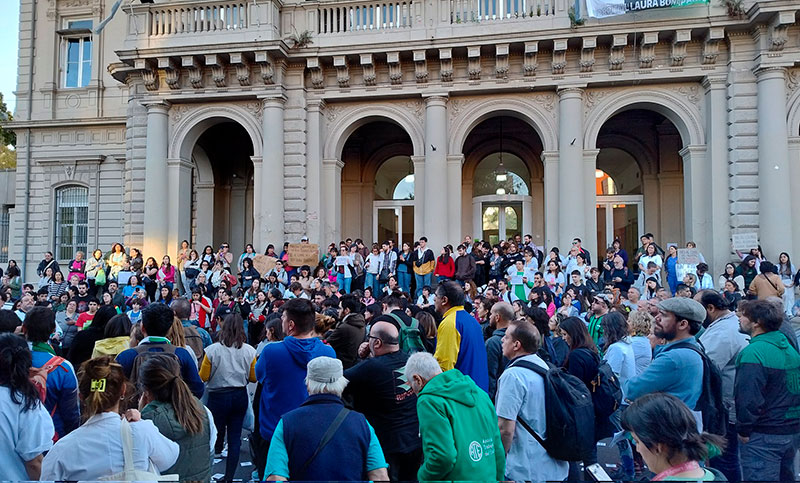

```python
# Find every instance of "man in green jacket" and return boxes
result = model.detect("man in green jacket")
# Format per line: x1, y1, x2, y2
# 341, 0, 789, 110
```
405, 352, 505, 482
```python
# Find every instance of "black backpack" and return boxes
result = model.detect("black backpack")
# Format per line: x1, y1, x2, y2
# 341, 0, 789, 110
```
590, 357, 623, 419
510, 359, 596, 462
128, 343, 180, 387
662, 340, 728, 435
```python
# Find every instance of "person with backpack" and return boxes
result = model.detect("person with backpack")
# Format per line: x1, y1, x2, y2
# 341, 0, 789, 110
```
372, 292, 426, 355
172, 298, 212, 365
22, 306, 80, 441
404, 352, 505, 481
624, 298, 704, 411
115, 303, 205, 398
67, 304, 116, 368
40, 356, 179, 480
736, 299, 800, 482
265, 356, 389, 481
0, 333, 55, 480
485, 301, 513, 401
433, 281, 490, 392
199, 313, 257, 482
328, 294, 367, 369
496, 319, 569, 481
344, 321, 422, 481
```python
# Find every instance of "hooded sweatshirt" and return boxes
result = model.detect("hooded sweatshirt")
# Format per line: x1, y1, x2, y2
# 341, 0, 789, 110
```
255, 336, 336, 440
416, 369, 505, 482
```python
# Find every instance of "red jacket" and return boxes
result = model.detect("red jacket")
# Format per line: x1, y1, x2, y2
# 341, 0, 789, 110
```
435, 256, 455, 278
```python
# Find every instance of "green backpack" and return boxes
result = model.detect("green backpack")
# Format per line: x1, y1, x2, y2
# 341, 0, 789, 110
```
387, 313, 426, 354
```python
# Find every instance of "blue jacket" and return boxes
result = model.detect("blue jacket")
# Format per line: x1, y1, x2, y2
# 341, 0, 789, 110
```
624, 336, 703, 409
434, 306, 489, 393
255, 336, 336, 440
116, 339, 206, 398
31, 349, 80, 438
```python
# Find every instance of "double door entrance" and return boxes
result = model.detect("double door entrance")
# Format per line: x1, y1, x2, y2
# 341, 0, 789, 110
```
596, 195, 644, 263
373, 201, 414, 247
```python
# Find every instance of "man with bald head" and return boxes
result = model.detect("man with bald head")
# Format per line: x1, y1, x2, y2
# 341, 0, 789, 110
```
344, 321, 422, 480
486, 301, 515, 401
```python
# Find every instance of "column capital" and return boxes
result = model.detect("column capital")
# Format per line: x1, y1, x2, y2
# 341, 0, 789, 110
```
678, 144, 707, 159
250, 155, 263, 166
423, 94, 449, 106
410, 155, 426, 163
260, 94, 287, 108
446, 154, 465, 164
541, 150, 560, 163
582, 149, 600, 161
752, 65, 787, 80
142, 100, 171, 113
322, 158, 345, 170
306, 99, 326, 112
701, 75, 727, 90
166, 157, 193, 170
557, 86, 585, 98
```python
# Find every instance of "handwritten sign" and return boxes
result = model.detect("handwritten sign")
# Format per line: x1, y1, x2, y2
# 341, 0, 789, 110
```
677, 248, 701, 266
288, 243, 319, 267
252, 254, 277, 275
732, 233, 759, 251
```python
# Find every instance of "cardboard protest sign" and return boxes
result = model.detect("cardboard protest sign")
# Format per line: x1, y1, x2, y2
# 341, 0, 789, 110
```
288, 243, 319, 267
253, 254, 277, 275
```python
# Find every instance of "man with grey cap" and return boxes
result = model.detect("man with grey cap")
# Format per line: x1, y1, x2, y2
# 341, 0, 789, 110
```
264, 356, 389, 481
624, 297, 705, 410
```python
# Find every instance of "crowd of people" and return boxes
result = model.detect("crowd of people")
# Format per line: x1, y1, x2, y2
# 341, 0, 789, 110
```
1, 232, 800, 482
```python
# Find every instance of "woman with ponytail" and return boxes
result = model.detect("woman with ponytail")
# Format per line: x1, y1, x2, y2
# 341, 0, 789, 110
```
41, 355, 179, 480
139, 353, 214, 482
622, 392, 727, 481
0, 333, 54, 480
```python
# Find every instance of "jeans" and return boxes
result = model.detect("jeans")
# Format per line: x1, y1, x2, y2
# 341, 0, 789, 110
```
206, 387, 249, 482
385, 448, 423, 481
709, 422, 741, 483
397, 268, 412, 294
609, 407, 634, 479
568, 446, 598, 481
415, 273, 432, 298
336, 273, 352, 293
179, 271, 190, 295
740, 431, 799, 482
365, 272, 378, 296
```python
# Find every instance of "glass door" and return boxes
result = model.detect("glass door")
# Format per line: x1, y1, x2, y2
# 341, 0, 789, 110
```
376, 208, 399, 246
374, 201, 414, 247
482, 202, 522, 245
597, 196, 643, 267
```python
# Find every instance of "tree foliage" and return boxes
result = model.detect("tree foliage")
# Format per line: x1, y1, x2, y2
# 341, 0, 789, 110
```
0, 92, 16, 148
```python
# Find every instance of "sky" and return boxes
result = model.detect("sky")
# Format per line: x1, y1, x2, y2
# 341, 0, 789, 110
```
0, 1, 20, 114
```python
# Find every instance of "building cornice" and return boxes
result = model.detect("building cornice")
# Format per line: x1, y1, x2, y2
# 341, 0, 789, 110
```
6, 117, 128, 130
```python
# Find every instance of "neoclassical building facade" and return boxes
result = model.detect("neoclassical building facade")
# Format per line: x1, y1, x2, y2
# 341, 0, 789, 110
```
8, 0, 800, 279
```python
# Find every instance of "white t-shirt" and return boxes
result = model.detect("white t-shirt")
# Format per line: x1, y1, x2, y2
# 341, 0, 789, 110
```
639, 254, 663, 270
0, 386, 54, 481
603, 339, 637, 400
41, 412, 179, 481
495, 354, 569, 482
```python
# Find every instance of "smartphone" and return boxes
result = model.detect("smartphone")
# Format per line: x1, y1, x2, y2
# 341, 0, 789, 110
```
586, 463, 613, 482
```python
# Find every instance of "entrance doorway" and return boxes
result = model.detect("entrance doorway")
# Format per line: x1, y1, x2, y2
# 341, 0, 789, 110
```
596, 196, 644, 262
373, 201, 414, 247
472, 195, 531, 246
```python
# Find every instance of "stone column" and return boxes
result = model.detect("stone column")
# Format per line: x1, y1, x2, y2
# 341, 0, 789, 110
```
703, 75, 731, 274
679, 145, 710, 251
755, 66, 794, 258
260, 95, 286, 249
583, 149, 600, 258
251, 156, 263, 247
322, 159, 344, 243
790, 136, 800, 259
541, 151, 559, 250
411, 155, 426, 239
167, 157, 193, 260
447, 154, 464, 241
557, 87, 586, 248
423, 95, 448, 251
195, 184, 215, 246
306, 100, 325, 245
143, 101, 170, 259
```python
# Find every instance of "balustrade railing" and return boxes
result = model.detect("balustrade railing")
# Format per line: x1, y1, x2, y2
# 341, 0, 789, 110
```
317, 1, 415, 34
450, 0, 563, 23
148, 2, 248, 36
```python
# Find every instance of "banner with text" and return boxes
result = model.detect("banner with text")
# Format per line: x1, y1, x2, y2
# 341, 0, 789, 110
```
586, 0, 708, 18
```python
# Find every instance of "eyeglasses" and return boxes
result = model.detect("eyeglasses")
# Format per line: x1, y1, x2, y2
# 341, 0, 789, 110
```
368, 335, 383, 343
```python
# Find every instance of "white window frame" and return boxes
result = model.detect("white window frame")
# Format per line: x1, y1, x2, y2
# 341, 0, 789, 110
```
54, 185, 89, 261
58, 19, 93, 89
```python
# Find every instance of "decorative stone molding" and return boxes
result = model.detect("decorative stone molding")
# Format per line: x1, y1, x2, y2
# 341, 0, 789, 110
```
158, 57, 180, 90
255, 52, 274, 85
670, 84, 701, 106
323, 103, 426, 158
168, 102, 263, 160
230, 53, 251, 86
788, 69, 800, 98
703, 27, 724, 65
583, 89, 612, 118
333, 56, 349, 88
181, 56, 203, 89
552, 39, 567, 75
672, 29, 691, 67
307, 58, 324, 89
448, 98, 475, 123
414, 50, 428, 83
468, 46, 481, 80
440, 49, 453, 82
495, 44, 509, 79
205, 54, 227, 87
360, 54, 376, 86
580, 37, 596, 73
244, 101, 264, 123
609, 34, 627, 71
400, 99, 425, 120
524, 42, 538, 77
770, 11, 794, 52
533, 92, 557, 112
134, 59, 158, 91
387, 52, 402, 85
640, 32, 658, 69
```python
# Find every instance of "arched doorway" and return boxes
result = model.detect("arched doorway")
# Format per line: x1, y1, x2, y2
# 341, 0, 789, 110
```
462, 116, 544, 246
595, 109, 684, 261
191, 121, 255, 254
340, 121, 414, 244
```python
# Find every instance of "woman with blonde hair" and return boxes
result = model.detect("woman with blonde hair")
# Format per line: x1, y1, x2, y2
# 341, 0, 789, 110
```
627, 309, 654, 375
41, 356, 178, 480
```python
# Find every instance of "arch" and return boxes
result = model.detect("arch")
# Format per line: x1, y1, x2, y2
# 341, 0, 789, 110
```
584, 88, 705, 150
787, 87, 800, 136
449, 98, 558, 154
463, 138, 544, 181
191, 144, 215, 185
324, 105, 425, 160
362, 143, 414, 182
169, 104, 262, 161
596, 133, 657, 176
